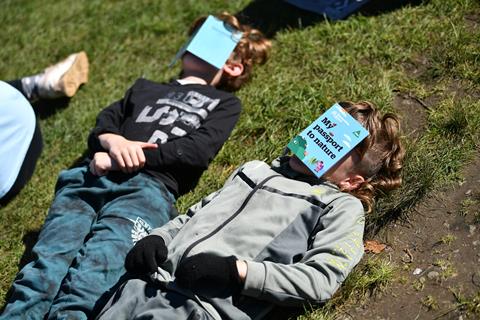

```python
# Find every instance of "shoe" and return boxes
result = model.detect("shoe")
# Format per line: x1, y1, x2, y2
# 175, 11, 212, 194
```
37, 51, 89, 98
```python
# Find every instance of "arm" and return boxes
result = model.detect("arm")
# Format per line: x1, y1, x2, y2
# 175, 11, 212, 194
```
126, 173, 233, 274
89, 152, 118, 176
98, 133, 157, 173
87, 95, 128, 154
149, 163, 244, 244
143, 96, 241, 171
241, 197, 365, 306
87, 80, 157, 173
149, 187, 224, 245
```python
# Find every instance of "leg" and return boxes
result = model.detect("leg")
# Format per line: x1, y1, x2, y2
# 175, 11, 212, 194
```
48, 173, 176, 320
97, 278, 213, 320
0, 166, 104, 319
5, 79, 25, 97
0, 119, 43, 205
6, 51, 89, 101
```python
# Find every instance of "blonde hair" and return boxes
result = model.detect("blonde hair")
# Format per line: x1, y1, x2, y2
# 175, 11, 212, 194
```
189, 12, 271, 91
339, 101, 405, 213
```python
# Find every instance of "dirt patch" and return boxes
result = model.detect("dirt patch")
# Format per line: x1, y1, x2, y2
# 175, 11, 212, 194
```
346, 154, 480, 319
442, 80, 480, 101
393, 92, 428, 139
464, 11, 479, 30
402, 55, 431, 80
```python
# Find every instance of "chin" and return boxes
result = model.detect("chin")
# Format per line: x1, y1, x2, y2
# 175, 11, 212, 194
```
289, 156, 311, 176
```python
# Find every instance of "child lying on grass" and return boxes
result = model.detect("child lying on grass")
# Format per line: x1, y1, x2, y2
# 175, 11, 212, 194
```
96, 101, 405, 320
1, 13, 270, 320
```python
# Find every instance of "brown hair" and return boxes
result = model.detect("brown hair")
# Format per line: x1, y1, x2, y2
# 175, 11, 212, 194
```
189, 12, 271, 91
339, 101, 405, 213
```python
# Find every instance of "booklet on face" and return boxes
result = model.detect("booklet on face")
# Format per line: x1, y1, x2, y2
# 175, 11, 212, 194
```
170, 15, 243, 69
287, 103, 369, 178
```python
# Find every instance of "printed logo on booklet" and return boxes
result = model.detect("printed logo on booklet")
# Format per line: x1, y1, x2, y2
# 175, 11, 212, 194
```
170, 15, 243, 69
287, 103, 369, 177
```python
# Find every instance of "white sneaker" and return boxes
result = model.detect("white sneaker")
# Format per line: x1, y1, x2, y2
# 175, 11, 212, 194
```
37, 51, 89, 98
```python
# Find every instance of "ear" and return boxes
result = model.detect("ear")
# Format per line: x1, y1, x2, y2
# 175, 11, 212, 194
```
222, 60, 244, 77
338, 175, 365, 191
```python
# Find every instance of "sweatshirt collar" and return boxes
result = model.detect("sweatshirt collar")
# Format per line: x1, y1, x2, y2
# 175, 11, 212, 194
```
271, 156, 339, 189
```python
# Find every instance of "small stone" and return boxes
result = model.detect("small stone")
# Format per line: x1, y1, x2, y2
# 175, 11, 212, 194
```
459, 315, 464, 320
465, 189, 472, 196
470, 225, 477, 235
443, 222, 450, 228
453, 249, 460, 253
473, 240, 479, 246
413, 268, 422, 275
427, 271, 440, 280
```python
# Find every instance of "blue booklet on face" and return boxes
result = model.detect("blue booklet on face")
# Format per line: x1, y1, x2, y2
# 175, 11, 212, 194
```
285, 0, 371, 20
171, 15, 243, 69
287, 103, 369, 177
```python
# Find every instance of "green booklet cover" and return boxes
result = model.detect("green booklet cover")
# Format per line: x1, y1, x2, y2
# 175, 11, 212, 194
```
288, 103, 369, 177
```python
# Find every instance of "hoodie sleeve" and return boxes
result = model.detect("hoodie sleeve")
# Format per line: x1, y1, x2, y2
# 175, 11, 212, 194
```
148, 164, 245, 245
87, 83, 136, 153
242, 196, 365, 306
143, 95, 241, 170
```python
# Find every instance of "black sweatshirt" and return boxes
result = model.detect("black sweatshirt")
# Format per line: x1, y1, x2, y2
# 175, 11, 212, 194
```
88, 78, 241, 197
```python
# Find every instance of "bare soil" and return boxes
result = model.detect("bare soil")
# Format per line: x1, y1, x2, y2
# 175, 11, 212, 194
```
338, 76, 480, 319
346, 153, 480, 319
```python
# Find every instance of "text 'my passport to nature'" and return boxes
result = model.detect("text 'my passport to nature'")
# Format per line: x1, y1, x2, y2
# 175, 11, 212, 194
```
287, 103, 369, 177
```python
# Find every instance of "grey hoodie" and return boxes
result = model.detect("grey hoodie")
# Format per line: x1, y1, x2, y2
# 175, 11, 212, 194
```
101, 158, 365, 320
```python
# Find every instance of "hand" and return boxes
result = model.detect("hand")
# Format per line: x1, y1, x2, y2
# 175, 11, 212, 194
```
98, 133, 158, 174
125, 235, 168, 274
89, 152, 118, 176
175, 253, 241, 290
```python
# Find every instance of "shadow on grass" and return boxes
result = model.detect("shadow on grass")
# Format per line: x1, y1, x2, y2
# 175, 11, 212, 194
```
236, 0, 424, 38
0, 230, 41, 313
18, 230, 41, 270
364, 142, 440, 237
32, 96, 71, 120
69, 149, 91, 169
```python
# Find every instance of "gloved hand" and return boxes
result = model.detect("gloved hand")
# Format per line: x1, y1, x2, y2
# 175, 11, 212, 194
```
125, 235, 168, 274
175, 253, 240, 290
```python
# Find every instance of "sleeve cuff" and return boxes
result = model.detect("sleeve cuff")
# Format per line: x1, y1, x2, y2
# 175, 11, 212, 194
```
149, 228, 173, 246
242, 261, 267, 298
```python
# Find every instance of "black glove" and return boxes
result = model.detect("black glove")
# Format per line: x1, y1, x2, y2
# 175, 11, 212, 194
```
125, 235, 168, 274
175, 253, 240, 290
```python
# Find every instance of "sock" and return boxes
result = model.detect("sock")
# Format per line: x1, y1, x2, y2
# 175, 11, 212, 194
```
21, 73, 44, 101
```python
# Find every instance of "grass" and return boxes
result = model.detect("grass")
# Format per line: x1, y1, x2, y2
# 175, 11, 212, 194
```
440, 233, 457, 246
433, 259, 457, 280
452, 289, 480, 317
421, 295, 439, 311
461, 192, 480, 223
413, 277, 426, 292
1, 0, 479, 318
299, 256, 396, 319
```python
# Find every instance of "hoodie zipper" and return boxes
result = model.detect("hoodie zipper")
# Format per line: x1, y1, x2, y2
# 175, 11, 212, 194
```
178, 174, 281, 265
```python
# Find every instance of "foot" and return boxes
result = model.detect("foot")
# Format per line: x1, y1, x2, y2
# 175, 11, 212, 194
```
37, 51, 89, 98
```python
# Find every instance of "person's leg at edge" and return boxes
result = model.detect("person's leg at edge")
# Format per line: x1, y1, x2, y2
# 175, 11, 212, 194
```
5, 79, 25, 97
0, 166, 105, 319
6, 51, 89, 101
47, 172, 176, 320
0, 118, 42, 206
